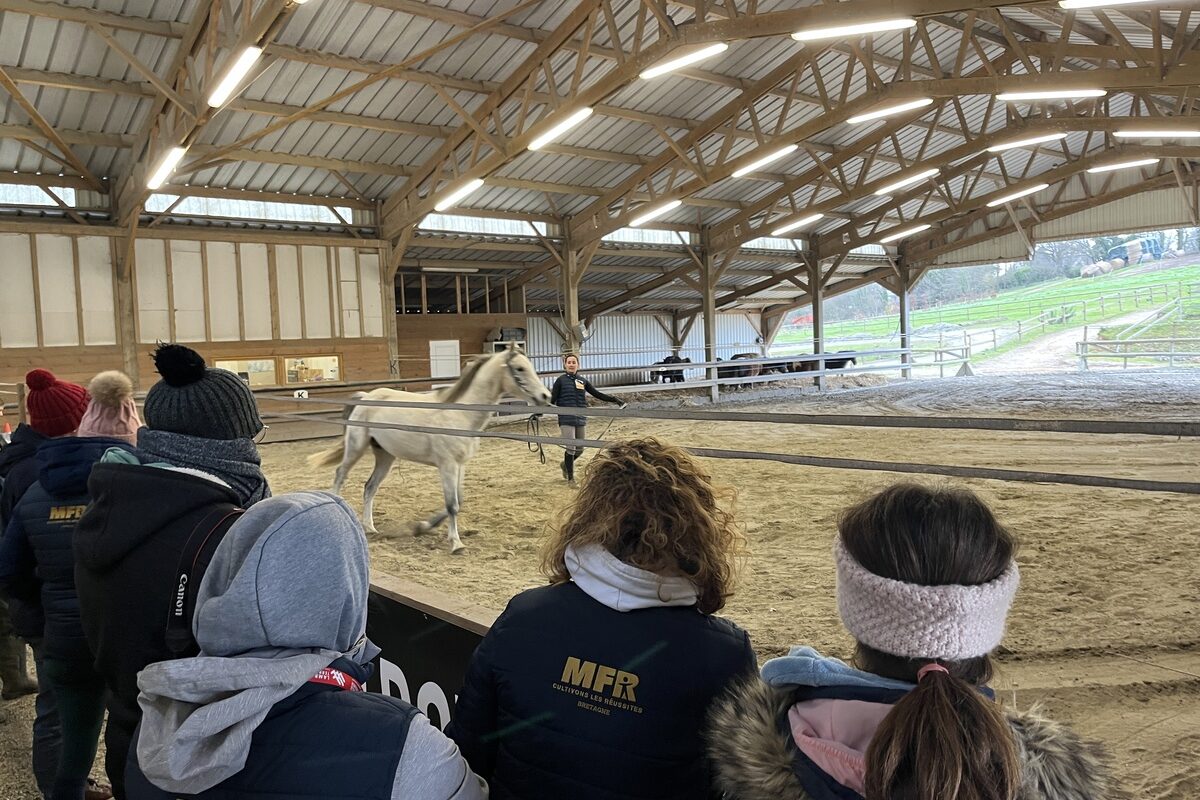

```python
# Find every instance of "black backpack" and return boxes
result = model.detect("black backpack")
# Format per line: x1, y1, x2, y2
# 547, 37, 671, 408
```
165, 507, 244, 656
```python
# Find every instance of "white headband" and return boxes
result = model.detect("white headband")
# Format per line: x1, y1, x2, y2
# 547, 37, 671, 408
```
834, 539, 1020, 661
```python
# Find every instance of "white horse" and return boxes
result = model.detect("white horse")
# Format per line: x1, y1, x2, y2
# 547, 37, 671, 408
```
308, 344, 551, 553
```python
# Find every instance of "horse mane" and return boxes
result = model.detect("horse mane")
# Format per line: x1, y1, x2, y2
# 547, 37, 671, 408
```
437, 353, 494, 404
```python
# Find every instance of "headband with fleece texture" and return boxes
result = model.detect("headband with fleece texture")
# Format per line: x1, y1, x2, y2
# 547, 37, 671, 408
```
835, 538, 1019, 661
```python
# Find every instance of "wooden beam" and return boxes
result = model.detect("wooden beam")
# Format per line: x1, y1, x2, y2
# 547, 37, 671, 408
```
0, 66, 106, 193
88, 23, 196, 119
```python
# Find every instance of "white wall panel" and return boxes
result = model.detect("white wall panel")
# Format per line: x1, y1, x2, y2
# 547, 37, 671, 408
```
275, 245, 303, 340
714, 314, 762, 359
206, 242, 240, 341
135, 239, 169, 343
0, 234, 37, 347
170, 240, 205, 342
931, 230, 1030, 267
337, 247, 360, 338
359, 252, 383, 337
582, 314, 673, 386
239, 244, 271, 341
77, 237, 115, 345
301, 245, 332, 339
36, 235, 79, 346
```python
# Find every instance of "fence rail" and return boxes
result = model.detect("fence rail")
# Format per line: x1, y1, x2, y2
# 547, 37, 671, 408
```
1077, 337, 1200, 370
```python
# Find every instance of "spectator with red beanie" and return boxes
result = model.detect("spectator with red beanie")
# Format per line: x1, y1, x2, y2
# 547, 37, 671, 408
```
0, 368, 87, 797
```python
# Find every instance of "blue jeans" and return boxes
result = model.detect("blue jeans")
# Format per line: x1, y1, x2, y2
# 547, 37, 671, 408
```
30, 640, 63, 799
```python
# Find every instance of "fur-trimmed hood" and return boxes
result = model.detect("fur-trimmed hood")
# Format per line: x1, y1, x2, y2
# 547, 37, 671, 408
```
707, 677, 1113, 800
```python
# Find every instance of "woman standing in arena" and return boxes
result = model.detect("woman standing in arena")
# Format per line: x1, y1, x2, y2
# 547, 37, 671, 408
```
707, 483, 1112, 800
448, 437, 756, 800
549, 354, 625, 484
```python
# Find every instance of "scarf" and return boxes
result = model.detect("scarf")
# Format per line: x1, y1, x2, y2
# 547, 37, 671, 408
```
136, 429, 270, 506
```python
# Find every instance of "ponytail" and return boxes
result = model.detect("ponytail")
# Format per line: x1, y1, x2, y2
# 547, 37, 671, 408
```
864, 667, 1020, 800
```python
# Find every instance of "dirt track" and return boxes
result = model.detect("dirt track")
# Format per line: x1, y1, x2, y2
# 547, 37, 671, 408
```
0, 372, 1196, 798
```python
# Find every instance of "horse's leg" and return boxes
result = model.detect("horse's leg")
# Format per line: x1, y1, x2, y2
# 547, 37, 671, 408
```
361, 442, 396, 535
332, 426, 371, 495
439, 462, 466, 553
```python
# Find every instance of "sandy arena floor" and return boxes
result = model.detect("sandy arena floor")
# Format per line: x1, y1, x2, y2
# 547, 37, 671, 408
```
0, 372, 1196, 797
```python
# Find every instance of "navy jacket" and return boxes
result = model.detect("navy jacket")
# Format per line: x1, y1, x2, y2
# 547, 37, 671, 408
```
0, 423, 51, 639
447, 581, 756, 800
550, 372, 622, 428
125, 658, 419, 800
0, 437, 135, 662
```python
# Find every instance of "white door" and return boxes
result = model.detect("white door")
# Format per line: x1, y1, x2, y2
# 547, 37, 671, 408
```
429, 339, 461, 379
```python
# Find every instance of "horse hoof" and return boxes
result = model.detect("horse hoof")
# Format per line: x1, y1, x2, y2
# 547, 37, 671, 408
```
413, 522, 432, 536
450, 544, 467, 555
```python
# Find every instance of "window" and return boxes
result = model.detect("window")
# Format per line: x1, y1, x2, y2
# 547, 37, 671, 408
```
743, 236, 804, 250
214, 359, 278, 388
602, 227, 683, 245
284, 355, 341, 384
419, 213, 548, 237
850, 244, 886, 256
0, 184, 78, 207
146, 194, 353, 225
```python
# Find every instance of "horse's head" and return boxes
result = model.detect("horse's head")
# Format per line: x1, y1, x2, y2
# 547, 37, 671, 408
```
500, 343, 552, 406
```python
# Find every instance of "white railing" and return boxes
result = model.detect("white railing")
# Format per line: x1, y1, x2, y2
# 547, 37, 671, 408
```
1076, 337, 1200, 370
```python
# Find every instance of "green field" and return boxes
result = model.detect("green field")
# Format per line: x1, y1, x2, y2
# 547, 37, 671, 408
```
776, 262, 1200, 346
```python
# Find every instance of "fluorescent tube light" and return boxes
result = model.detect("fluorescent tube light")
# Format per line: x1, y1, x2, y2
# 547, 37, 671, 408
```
873, 167, 940, 196
731, 144, 799, 178
629, 199, 682, 227
1113, 129, 1200, 139
1086, 157, 1160, 173
207, 46, 263, 108
640, 42, 729, 79
878, 223, 931, 244
987, 132, 1068, 152
792, 18, 916, 41
847, 98, 933, 124
146, 146, 188, 190
770, 213, 823, 237
998, 89, 1107, 101
528, 107, 594, 151
433, 178, 485, 211
986, 183, 1049, 207
421, 266, 478, 273
1059, 0, 1153, 8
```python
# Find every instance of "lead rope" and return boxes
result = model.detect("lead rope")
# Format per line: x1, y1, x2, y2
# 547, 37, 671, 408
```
527, 414, 546, 464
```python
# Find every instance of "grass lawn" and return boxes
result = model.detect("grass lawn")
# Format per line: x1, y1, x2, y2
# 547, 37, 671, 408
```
777, 261, 1200, 345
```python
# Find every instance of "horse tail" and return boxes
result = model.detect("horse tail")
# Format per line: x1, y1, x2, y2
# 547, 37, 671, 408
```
307, 442, 345, 469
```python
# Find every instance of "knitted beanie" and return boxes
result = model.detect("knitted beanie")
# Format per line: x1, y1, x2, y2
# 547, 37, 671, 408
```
143, 344, 263, 441
25, 369, 90, 438
78, 371, 143, 445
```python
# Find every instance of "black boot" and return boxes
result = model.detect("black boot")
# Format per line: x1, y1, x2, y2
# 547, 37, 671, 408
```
561, 456, 570, 480
564, 453, 576, 484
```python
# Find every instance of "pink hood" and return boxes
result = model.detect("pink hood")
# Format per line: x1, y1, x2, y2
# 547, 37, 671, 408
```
788, 698, 894, 795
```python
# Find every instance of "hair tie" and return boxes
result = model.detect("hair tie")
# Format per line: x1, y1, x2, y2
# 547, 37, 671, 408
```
917, 663, 950, 682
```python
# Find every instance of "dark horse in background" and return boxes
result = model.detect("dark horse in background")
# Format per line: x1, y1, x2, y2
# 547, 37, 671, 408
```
650, 354, 691, 383
717, 351, 858, 388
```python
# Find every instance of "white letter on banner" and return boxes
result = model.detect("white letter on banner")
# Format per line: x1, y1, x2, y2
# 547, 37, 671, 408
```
417, 681, 452, 731
378, 658, 411, 702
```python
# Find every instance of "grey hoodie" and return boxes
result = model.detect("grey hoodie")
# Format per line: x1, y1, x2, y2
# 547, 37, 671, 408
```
134, 492, 486, 799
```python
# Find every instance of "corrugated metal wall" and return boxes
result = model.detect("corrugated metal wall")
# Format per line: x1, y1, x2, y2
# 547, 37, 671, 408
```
932, 230, 1030, 267
1033, 187, 1194, 242
526, 312, 765, 387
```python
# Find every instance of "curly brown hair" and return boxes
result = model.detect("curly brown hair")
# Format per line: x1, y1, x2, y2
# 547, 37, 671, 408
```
541, 437, 743, 614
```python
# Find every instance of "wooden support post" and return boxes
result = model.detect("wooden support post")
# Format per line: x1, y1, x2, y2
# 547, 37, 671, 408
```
701, 231, 719, 404
809, 259, 826, 390
897, 262, 913, 379
112, 224, 140, 387
560, 252, 582, 355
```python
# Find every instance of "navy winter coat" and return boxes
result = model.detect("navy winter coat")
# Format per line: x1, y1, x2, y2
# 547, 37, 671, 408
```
447, 581, 756, 800
0, 436, 135, 662
125, 657, 419, 800
0, 423, 50, 639
550, 372, 622, 428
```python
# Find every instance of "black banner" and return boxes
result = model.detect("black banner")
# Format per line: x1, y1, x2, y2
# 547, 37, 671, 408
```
365, 589, 486, 731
